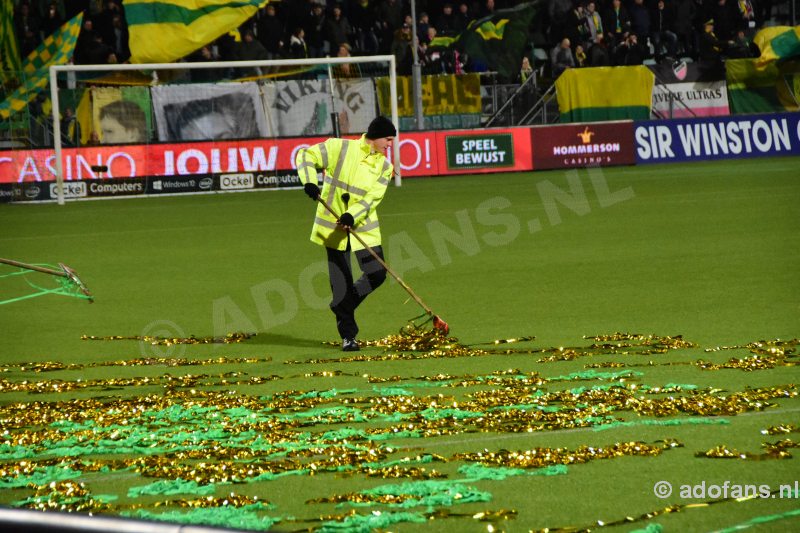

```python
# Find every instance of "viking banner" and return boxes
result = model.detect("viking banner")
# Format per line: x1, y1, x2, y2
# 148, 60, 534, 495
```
648, 60, 730, 118
260, 78, 376, 137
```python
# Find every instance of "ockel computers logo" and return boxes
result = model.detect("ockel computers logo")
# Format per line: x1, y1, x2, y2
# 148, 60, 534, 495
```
220, 173, 254, 190
49, 182, 87, 199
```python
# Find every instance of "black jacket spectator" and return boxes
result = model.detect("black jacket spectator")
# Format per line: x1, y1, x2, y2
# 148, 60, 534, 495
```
256, 4, 285, 57
603, 0, 631, 45
629, 0, 651, 41
324, 5, 352, 49
435, 3, 459, 37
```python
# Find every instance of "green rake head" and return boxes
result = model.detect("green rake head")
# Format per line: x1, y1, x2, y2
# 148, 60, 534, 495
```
59, 263, 94, 303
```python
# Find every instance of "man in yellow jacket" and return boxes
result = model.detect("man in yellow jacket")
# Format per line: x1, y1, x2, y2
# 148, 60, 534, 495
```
296, 116, 397, 351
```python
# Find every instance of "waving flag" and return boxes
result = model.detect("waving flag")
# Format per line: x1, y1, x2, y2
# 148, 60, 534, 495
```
455, 1, 542, 80
754, 26, 800, 68
125, 0, 269, 64
0, 13, 83, 120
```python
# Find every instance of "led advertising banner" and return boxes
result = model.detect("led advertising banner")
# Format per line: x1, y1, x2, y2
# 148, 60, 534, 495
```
530, 121, 636, 170
0, 127, 534, 201
635, 112, 800, 163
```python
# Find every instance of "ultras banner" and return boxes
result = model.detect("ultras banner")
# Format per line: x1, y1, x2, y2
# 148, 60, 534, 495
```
260, 78, 377, 137
648, 60, 729, 118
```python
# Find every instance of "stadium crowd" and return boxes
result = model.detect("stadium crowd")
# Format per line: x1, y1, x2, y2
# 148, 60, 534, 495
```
9, 0, 785, 80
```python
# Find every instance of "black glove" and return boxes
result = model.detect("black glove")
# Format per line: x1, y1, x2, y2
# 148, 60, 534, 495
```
338, 212, 354, 228
303, 183, 320, 200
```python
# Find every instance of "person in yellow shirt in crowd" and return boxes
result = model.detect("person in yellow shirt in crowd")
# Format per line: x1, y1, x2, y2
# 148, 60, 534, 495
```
295, 116, 397, 351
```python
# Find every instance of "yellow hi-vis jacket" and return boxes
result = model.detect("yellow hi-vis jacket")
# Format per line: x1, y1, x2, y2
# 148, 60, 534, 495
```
295, 135, 393, 251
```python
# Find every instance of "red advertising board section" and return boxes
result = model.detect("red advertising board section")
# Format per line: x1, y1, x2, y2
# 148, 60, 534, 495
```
0, 122, 638, 197
530, 121, 636, 170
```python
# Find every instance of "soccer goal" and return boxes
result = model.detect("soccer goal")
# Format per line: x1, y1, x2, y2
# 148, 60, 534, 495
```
46, 55, 399, 205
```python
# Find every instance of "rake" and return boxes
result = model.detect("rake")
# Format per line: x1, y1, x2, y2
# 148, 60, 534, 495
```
317, 197, 449, 335
0, 258, 94, 303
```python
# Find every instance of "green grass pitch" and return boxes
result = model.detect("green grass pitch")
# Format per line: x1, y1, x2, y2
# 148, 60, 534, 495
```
0, 157, 798, 532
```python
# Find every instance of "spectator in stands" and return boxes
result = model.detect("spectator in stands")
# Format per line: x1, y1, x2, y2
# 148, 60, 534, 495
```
435, 3, 459, 37
673, 0, 697, 57
629, 0, 651, 45
235, 30, 269, 76
390, 22, 413, 75
305, 2, 328, 56
14, 2, 42, 56
377, 0, 404, 52
105, 14, 131, 63
61, 106, 81, 147
417, 12, 431, 44
706, 0, 736, 41
603, 0, 631, 46
99, 100, 147, 144
479, 0, 496, 19
551, 37, 575, 77
85, 32, 117, 64
566, 3, 589, 48
587, 33, 611, 66
349, 0, 380, 55
613, 33, 646, 65
289, 26, 309, 58
698, 18, 725, 61
41, 2, 63, 39
575, 44, 587, 66
186, 46, 221, 82
727, 28, 759, 57
519, 55, 534, 83
256, 4, 285, 59
454, 3, 471, 33
334, 42, 361, 77
585, 2, 604, 46
651, 0, 678, 61
325, 4, 352, 52
549, 0, 573, 45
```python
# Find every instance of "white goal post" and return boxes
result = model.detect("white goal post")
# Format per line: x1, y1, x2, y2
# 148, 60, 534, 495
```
48, 55, 399, 205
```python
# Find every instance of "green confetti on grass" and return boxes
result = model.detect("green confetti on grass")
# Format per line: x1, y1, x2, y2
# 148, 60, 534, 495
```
593, 418, 731, 432
0, 444, 35, 460
550, 370, 644, 381
458, 463, 568, 480
372, 386, 414, 396
0, 465, 82, 488
128, 478, 216, 498
419, 407, 483, 420
629, 524, 663, 533
711, 508, 800, 532
124, 504, 278, 531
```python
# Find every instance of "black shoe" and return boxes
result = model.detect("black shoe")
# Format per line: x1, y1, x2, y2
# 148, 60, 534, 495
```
342, 338, 360, 351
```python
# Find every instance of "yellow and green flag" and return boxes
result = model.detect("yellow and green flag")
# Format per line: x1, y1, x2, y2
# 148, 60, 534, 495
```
754, 26, 800, 68
0, 12, 83, 120
555, 66, 654, 123
726, 58, 800, 114
125, 0, 268, 64
0, 0, 21, 82
455, 1, 542, 81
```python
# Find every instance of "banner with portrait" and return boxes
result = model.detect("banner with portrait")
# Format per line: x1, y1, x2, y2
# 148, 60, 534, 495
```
259, 78, 377, 137
91, 87, 153, 145
151, 82, 268, 142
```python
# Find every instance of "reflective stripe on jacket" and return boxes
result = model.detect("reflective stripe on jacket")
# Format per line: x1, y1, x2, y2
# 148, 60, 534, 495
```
295, 134, 393, 251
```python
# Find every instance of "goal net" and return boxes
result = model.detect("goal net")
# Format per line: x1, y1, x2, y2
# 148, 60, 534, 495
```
7, 55, 398, 204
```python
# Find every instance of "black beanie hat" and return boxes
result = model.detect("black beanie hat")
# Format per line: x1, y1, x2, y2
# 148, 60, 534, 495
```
366, 116, 397, 139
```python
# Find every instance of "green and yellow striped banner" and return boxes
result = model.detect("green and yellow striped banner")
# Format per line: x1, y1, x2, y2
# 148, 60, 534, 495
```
555, 66, 654, 123
125, 0, 268, 64
0, 0, 21, 82
0, 13, 82, 120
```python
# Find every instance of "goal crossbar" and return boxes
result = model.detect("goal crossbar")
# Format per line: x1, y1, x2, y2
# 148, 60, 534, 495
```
48, 55, 399, 205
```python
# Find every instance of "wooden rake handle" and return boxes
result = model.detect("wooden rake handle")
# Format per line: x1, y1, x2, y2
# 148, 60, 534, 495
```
316, 196, 435, 317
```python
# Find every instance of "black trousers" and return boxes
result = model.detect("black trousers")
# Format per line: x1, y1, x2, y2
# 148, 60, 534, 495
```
326, 244, 387, 339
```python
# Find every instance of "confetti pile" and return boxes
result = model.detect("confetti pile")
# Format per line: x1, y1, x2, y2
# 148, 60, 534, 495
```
0, 333, 797, 530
